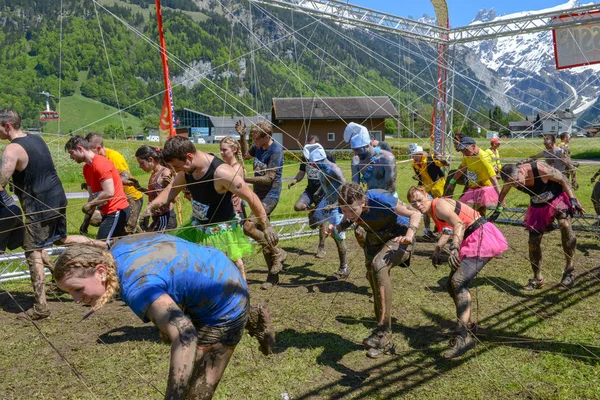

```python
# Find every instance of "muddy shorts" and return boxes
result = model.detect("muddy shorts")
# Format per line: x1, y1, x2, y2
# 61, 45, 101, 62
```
22, 207, 67, 251
364, 229, 412, 272
297, 188, 321, 209
192, 304, 249, 347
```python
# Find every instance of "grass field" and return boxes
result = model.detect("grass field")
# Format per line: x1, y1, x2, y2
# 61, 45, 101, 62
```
1, 135, 600, 399
43, 70, 145, 136
1, 224, 600, 399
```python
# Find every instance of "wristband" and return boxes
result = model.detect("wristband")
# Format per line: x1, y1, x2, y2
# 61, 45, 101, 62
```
449, 178, 457, 185
496, 206, 504, 212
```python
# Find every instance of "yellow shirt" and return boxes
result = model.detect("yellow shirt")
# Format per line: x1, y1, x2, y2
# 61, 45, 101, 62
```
412, 155, 446, 198
482, 148, 501, 172
105, 148, 143, 201
459, 150, 496, 188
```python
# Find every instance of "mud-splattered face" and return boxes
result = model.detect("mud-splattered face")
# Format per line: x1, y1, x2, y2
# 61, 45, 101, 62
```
57, 267, 106, 306
543, 136, 554, 149
136, 156, 156, 172
353, 145, 369, 160
341, 199, 365, 222
408, 191, 431, 215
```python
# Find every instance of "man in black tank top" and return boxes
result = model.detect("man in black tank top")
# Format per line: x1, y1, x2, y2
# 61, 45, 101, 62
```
147, 136, 284, 289
0, 109, 104, 319
491, 162, 584, 291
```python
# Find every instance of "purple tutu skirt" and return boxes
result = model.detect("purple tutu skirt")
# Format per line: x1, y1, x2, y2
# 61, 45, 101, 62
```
459, 222, 509, 260
460, 186, 499, 209
523, 192, 571, 233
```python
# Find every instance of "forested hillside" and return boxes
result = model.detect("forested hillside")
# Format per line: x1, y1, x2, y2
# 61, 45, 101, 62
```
0, 0, 505, 135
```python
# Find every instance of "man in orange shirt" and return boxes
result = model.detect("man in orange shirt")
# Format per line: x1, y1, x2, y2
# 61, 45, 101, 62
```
65, 136, 130, 243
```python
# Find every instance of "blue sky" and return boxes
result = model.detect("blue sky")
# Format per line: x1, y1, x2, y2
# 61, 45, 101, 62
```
349, 0, 600, 28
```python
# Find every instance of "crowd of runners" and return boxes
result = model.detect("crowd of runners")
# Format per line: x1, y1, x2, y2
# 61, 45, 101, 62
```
0, 107, 594, 398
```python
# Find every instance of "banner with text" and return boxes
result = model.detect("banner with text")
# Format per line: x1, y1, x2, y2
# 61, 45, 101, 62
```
553, 11, 600, 70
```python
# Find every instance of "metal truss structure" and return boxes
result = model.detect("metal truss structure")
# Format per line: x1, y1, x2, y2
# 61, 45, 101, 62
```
1, 214, 597, 283
451, 4, 600, 44
251, 0, 449, 44
251, 0, 600, 155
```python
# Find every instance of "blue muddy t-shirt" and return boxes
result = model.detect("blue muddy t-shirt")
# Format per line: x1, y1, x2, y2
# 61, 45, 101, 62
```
249, 140, 284, 200
357, 189, 410, 236
113, 233, 248, 326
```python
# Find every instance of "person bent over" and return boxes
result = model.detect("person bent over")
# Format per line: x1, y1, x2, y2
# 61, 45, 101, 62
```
408, 186, 508, 358
289, 136, 336, 258
306, 144, 348, 281
329, 183, 421, 358
54, 233, 275, 400
490, 163, 584, 290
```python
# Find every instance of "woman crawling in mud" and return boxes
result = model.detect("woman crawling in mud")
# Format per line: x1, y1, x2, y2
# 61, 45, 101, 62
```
53, 233, 274, 400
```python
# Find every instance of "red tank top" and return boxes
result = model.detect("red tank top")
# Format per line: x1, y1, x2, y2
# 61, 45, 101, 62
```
430, 198, 479, 232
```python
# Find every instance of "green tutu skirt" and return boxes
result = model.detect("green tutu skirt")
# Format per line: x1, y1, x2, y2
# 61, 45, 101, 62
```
172, 219, 255, 261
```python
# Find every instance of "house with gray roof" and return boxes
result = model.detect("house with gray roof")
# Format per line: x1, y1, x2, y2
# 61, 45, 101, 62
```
271, 96, 399, 150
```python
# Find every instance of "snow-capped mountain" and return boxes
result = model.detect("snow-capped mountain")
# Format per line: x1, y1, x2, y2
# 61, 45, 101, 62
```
464, 0, 600, 124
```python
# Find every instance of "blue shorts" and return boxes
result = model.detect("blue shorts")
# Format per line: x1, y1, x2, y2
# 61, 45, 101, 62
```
311, 197, 346, 239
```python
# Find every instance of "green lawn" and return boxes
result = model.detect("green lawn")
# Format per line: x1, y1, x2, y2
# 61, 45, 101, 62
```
42, 92, 145, 136
2, 136, 600, 399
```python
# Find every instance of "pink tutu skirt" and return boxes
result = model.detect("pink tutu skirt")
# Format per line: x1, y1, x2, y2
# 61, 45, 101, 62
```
523, 192, 571, 233
460, 186, 499, 209
459, 222, 509, 260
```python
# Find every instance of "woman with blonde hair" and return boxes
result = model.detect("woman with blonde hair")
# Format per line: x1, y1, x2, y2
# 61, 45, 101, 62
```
54, 233, 274, 399
220, 136, 248, 279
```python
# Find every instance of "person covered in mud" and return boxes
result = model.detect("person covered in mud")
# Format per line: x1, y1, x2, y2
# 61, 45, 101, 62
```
0, 109, 96, 320
407, 186, 508, 359
444, 136, 500, 217
489, 162, 584, 290
288, 135, 336, 259
54, 233, 274, 399
345, 122, 396, 196
145, 136, 277, 284
327, 183, 421, 358
242, 120, 288, 289
133, 145, 177, 232
305, 144, 348, 282
521, 134, 577, 189
344, 122, 397, 249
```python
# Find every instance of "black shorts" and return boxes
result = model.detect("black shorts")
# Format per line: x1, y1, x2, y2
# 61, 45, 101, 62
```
149, 210, 177, 232
192, 304, 248, 347
22, 207, 67, 251
97, 207, 130, 241
0, 204, 24, 252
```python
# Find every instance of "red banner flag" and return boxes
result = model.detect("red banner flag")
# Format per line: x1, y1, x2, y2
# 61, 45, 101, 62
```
156, 0, 176, 142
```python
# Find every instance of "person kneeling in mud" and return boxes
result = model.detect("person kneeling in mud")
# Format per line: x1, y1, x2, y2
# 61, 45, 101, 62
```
54, 233, 274, 400
328, 183, 421, 358
408, 186, 508, 359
